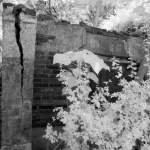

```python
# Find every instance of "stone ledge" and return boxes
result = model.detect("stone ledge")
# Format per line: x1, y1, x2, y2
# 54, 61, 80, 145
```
1, 143, 31, 150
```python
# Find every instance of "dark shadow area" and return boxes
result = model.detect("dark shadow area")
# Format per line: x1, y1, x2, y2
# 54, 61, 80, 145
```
89, 61, 140, 103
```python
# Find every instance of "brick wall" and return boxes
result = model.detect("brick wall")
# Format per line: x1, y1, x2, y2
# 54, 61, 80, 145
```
33, 50, 67, 108
32, 16, 86, 114
32, 48, 69, 127
32, 14, 142, 127
32, 47, 133, 106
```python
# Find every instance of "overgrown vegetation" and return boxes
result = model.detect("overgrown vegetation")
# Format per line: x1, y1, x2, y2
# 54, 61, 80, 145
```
36, 0, 150, 83
44, 50, 150, 150
38, 1, 150, 149
36, 0, 150, 30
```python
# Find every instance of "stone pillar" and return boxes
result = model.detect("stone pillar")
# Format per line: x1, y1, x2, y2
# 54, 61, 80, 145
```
1, 3, 36, 150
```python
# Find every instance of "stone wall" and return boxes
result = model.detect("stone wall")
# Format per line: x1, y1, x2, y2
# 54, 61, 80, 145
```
32, 15, 143, 112
2, 2, 36, 150
33, 19, 86, 109
32, 15, 142, 149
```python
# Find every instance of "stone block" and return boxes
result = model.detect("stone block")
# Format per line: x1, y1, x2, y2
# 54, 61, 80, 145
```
85, 33, 128, 57
2, 109, 21, 118
126, 37, 144, 61
2, 59, 21, 88
2, 20, 19, 58
22, 100, 32, 111
2, 115, 32, 146
2, 97, 22, 111
36, 20, 86, 53
20, 23, 36, 59
1, 143, 31, 150
2, 2, 36, 150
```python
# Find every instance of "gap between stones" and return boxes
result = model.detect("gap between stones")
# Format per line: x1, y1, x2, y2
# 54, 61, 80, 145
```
13, 5, 24, 112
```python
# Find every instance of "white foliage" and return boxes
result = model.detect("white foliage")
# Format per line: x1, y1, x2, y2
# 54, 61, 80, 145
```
100, 0, 150, 31
82, 52, 110, 74
53, 53, 71, 65
87, 72, 99, 84
45, 50, 150, 150
53, 50, 109, 75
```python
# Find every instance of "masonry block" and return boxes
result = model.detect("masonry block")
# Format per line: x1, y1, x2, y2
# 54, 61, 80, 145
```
36, 20, 86, 53
1, 143, 31, 150
2, 115, 32, 145
2, 2, 36, 150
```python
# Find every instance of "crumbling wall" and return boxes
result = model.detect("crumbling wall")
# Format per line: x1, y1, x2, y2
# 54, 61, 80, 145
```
2, 2, 36, 150
33, 18, 86, 109
33, 15, 143, 110
32, 15, 144, 150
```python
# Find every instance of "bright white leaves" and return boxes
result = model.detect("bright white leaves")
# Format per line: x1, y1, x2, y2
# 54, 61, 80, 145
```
53, 53, 71, 65
58, 71, 78, 88
67, 76, 78, 88
53, 49, 109, 74
53, 50, 109, 86
43, 124, 58, 143
58, 71, 72, 81
62, 87, 70, 95
45, 48, 150, 150
82, 51, 110, 74
87, 72, 99, 84
72, 69, 81, 78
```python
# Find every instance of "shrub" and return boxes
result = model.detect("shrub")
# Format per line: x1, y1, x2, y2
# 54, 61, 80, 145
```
43, 50, 150, 150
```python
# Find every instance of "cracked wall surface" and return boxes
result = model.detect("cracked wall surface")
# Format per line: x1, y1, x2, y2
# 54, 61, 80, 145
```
2, 2, 36, 150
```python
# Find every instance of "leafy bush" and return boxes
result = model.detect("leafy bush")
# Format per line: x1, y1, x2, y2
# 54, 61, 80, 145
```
43, 50, 150, 150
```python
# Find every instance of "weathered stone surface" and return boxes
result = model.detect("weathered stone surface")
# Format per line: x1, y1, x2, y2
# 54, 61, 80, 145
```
126, 37, 144, 61
2, 2, 36, 150
22, 61, 34, 98
85, 32, 128, 57
1, 143, 31, 150
2, 116, 32, 145
36, 17, 144, 59
33, 16, 142, 116
36, 20, 86, 53
3, 0, 36, 9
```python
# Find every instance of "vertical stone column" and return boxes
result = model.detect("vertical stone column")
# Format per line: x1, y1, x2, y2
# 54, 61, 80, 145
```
2, 3, 36, 150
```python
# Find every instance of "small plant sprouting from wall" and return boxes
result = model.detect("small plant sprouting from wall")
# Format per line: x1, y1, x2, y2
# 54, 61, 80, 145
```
43, 50, 150, 150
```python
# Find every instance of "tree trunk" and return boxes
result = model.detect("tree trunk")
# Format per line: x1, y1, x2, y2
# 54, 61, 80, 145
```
93, 0, 102, 27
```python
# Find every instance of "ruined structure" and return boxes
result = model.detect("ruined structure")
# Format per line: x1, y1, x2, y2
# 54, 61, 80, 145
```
33, 14, 143, 110
0, 3, 146, 149
1, 2, 36, 150
32, 15, 146, 150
